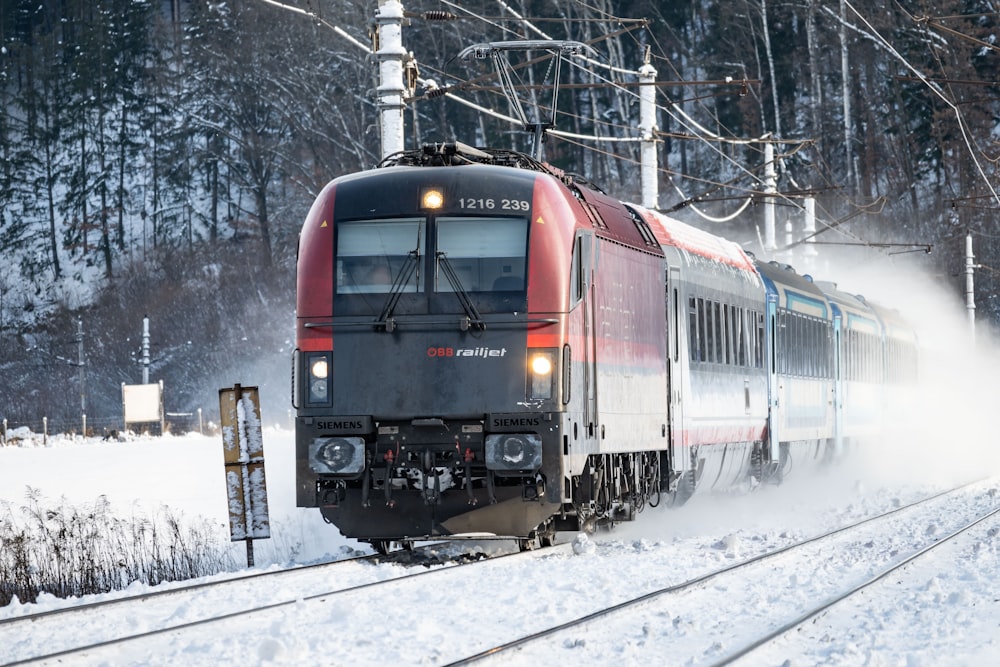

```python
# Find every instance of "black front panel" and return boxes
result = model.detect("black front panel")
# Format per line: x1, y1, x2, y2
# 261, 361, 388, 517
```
326, 165, 541, 418
332, 165, 536, 220
331, 326, 529, 417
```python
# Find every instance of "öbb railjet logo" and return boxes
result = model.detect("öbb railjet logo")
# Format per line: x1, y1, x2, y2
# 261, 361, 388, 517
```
426, 346, 508, 358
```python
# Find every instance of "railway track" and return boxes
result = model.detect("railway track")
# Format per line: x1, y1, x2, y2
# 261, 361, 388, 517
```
5, 480, 997, 665
0, 540, 512, 667
709, 502, 1000, 666
441, 479, 1000, 665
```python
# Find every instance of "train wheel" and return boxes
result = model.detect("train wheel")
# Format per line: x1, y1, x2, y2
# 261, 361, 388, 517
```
538, 519, 556, 548
517, 537, 537, 552
370, 540, 391, 555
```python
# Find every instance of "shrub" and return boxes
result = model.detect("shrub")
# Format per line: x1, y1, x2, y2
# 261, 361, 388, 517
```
0, 488, 235, 607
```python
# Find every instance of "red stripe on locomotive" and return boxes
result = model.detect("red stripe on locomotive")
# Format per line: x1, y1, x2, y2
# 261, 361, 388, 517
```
524, 175, 576, 349
296, 182, 335, 352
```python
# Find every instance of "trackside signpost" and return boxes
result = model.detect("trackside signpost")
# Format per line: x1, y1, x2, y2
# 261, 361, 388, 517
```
218, 384, 270, 567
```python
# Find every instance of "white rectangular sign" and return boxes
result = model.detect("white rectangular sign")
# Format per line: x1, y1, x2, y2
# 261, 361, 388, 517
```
122, 382, 162, 423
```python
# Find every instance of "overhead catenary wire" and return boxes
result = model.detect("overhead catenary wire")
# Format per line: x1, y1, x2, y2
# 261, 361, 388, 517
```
441, 0, 645, 77
443, 8, 859, 241
254, 0, 889, 252
259, 0, 769, 199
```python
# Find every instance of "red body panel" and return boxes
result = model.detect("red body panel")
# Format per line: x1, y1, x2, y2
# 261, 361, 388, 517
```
296, 183, 335, 352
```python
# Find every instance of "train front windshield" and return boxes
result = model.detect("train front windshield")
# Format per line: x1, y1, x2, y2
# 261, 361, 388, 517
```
336, 218, 424, 294
335, 216, 528, 302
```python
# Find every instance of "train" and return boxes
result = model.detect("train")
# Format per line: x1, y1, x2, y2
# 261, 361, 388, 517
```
292, 142, 918, 553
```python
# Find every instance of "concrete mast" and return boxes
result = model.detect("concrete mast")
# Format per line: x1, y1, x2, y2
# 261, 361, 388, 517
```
639, 54, 659, 210
375, 0, 407, 158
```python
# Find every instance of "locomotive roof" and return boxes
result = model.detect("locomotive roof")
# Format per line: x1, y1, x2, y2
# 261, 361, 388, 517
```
377, 142, 608, 192
374, 142, 662, 255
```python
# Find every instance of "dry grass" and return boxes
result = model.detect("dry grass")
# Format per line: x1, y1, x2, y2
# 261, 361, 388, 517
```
0, 488, 235, 606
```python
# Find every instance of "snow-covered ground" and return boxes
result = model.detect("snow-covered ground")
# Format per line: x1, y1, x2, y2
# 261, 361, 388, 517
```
2, 417, 1000, 666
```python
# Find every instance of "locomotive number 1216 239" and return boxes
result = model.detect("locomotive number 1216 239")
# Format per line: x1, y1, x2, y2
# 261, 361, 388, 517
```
458, 198, 530, 212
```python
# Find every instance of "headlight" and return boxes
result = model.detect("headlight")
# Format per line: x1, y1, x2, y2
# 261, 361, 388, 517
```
421, 187, 444, 209
310, 378, 328, 401
485, 434, 542, 472
528, 350, 555, 400
531, 354, 552, 375
306, 352, 331, 405
309, 437, 365, 475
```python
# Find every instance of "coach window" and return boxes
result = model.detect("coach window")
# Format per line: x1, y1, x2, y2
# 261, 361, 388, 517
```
756, 312, 765, 369
733, 305, 743, 366
722, 304, 732, 365
336, 218, 424, 294
775, 310, 786, 374
713, 302, 723, 363
688, 297, 700, 362
701, 298, 713, 363
435, 217, 528, 292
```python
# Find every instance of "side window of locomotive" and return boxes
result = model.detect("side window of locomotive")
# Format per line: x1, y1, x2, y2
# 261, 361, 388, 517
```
571, 236, 584, 304
335, 218, 424, 294
435, 217, 527, 292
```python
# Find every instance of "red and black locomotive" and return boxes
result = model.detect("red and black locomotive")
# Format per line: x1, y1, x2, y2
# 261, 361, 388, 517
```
293, 143, 917, 552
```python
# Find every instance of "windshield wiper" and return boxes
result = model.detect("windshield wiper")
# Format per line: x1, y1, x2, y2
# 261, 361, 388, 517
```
437, 252, 485, 331
376, 249, 419, 332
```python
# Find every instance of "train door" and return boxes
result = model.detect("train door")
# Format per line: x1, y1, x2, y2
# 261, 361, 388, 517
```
831, 310, 844, 455
765, 294, 780, 461
581, 234, 597, 440
666, 266, 685, 474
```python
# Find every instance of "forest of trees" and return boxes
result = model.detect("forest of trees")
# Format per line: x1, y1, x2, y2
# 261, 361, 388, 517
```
1, 0, 999, 429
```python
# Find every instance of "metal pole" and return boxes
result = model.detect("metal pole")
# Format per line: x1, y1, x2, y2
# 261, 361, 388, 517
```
142, 315, 150, 385
159, 379, 166, 435
639, 54, 658, 210
966, 232, 976, 343
77, 318, 85, 416
803, 197, 817, 257
376, 0, 407, 158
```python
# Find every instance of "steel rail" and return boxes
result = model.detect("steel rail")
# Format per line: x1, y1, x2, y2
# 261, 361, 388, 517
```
443, 478, 994, 665
708, 502, 1000, 666
1, 541, 524, 667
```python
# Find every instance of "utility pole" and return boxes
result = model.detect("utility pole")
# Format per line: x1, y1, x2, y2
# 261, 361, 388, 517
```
802, 198, 817, 257
639, 51, 659, 210
375, 0, 407, 158
142, 315, 151, 385
966, 232, 976, 343
77, 318, 86, 435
